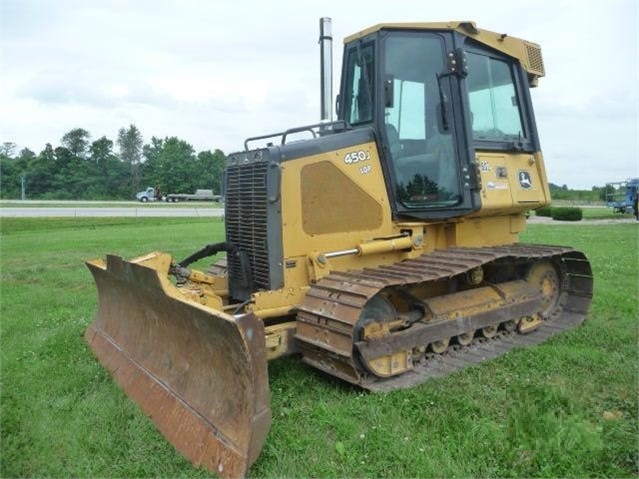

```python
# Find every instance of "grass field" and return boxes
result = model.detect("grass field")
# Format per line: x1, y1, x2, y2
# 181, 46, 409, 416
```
1, 218, 637, 478
580, 207, 635, 220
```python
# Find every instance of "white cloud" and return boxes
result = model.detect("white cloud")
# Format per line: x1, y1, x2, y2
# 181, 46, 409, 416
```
1, 0, 638, 188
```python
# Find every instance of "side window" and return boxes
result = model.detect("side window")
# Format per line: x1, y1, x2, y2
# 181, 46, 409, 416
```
467, 53, 525, 140
386, 80, 426, 140
343, 44, 374, 124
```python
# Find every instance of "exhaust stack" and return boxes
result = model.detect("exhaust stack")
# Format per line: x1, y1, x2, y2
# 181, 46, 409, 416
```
319, 17, 333, 122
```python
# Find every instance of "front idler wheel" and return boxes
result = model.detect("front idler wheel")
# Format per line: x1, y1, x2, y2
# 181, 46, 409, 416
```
356, 295, 411, 378
526, 261, 563, 320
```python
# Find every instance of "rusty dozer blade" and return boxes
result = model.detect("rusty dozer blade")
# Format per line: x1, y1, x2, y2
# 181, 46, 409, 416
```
85, 253, 270, 478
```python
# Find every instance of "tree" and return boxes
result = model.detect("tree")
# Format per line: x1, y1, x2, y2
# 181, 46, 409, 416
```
40, 143, 55, 162
26, 153, 55, 198
140, 136, 197, 193
18, 144, 59, 198
61, 128, 91, 157
89, 136, 115, 165
18, 148, 36, 162
0, 126, 227, 200
90, 136, 117, 195
0, 142, 17, 158
117, 124, 143, 192
197, 149, 226, 193
51, 146, 83, 198
599, 183, 616, 202
89, 136, 128, 198
0, 156, 19, 197
158, 137, 197, 193
139, 136, 164, 192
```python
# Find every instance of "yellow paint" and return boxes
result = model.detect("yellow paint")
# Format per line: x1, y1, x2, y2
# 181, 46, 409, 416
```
366, 351, 412, 377
264, 322, 298, 359
472, 151, 550, 218
344, 22, 544, 83
281, 141, 394, 259
248, 288, 309, 318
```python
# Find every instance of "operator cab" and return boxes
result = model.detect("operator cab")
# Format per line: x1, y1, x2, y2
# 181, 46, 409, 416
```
338, 23, 541, 221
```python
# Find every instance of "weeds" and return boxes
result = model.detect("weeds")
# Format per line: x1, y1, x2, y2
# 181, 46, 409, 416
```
1, 218, 637, 477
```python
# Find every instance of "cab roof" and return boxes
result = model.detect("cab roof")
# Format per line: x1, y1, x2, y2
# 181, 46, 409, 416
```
344, 21, 545, 84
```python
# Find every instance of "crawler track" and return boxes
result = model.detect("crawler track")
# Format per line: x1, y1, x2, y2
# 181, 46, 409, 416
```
295, 244, 593, 391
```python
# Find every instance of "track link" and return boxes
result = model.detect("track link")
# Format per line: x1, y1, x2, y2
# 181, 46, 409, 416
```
295, 244, 593, 391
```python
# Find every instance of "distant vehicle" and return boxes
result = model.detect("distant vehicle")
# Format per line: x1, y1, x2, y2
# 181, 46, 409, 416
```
165, 189, 221, 202
136, 187, 161, 203
605, 178, 639, 213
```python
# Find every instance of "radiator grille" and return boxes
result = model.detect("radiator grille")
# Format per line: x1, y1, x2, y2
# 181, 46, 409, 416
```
524, 42, 545, 77
225, 160, 270, 291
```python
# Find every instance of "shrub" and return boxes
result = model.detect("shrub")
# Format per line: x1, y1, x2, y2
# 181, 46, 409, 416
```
536, 206, 553, 217
551, 207, 583, 221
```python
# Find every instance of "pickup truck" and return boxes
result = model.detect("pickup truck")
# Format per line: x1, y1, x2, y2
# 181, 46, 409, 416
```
165, 189, 221, 202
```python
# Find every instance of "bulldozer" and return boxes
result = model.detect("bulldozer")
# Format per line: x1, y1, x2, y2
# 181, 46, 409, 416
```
85, 19, 593, 478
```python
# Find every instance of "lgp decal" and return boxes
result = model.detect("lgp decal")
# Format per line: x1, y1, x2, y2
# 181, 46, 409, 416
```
518, 170, 532, 189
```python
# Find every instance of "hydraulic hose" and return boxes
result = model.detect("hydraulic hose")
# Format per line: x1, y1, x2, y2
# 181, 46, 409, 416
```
177, 242, 234, 268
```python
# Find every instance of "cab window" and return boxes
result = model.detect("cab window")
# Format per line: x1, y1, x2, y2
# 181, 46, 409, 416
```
383, 34, 461, 208
467, 53, 525, 140
343, 44, 374, 124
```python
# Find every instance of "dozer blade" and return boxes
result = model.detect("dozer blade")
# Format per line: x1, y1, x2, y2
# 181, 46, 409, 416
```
85, 253, 270, 478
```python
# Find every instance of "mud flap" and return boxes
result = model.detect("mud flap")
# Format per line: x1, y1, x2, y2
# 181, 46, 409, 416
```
85, 254, 270, 478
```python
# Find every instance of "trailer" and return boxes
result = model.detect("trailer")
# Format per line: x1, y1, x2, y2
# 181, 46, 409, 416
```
165, 189, 221, 202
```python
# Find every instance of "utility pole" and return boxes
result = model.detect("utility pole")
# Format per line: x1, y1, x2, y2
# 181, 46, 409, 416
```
21, 176, 25, 200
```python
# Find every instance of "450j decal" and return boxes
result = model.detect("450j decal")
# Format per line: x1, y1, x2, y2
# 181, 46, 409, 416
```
344, 149, 371, 164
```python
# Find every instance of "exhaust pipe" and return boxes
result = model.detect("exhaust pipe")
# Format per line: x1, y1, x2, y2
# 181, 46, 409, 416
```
319, 17, 333, 122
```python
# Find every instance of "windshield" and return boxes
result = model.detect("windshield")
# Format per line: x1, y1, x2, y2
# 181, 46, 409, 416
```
383, 34, 461, 209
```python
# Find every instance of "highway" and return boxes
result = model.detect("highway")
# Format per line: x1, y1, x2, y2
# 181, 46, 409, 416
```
0, 206, 224, 218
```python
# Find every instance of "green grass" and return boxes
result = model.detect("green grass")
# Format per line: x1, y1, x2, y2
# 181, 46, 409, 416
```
1, 218, 637, 477
580, 207, 636, 220
577, 207, 636, 220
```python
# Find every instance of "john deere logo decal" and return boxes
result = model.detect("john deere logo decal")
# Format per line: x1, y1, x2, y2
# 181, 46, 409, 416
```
518, 170, 532, 189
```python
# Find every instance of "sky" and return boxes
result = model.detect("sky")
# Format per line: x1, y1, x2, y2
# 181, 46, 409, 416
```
1, 0, 638, 189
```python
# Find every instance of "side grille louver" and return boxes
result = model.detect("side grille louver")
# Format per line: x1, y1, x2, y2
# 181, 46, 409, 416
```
225, 160, 271, 292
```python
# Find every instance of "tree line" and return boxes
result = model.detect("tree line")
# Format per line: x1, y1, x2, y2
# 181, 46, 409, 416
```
0, 129, 624, 202
0, 125, 226, 200
548, 183, 617, 202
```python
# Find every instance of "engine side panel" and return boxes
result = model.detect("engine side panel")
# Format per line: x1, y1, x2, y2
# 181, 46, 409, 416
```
471, 151, 551, 217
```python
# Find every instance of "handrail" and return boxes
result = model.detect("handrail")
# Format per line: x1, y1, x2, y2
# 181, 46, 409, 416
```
244, 120, 351, 151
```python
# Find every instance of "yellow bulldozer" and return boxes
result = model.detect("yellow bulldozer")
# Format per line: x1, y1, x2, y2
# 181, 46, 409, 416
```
85, 19, 593, 478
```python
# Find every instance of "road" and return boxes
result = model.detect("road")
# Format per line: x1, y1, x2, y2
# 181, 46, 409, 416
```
2, 202, 636, 224
0, 206, 224, 218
